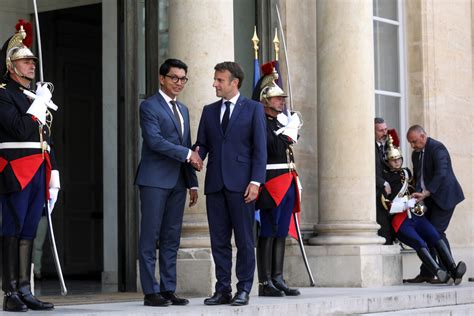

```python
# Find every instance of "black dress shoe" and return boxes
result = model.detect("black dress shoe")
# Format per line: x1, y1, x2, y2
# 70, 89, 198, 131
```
20, 292, 54, 310
273, 278, 301, 296
161, 292, 189, 305
258, 282, 285, 297
403, 274, 442, 284
3, 292, 27, 312
204, 292, 232, 305
144, 293, 171, 307
230, 291, 249, 306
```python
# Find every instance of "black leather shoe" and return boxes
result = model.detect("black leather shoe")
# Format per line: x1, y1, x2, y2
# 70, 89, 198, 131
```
161, 292, 189, 305
258, 282, 285, 297
20, 293, 54, 310
403, 274, 442, 284
230, 291, 249, 306
144, 293, 171, 307
3, 292, 27, 312
204, 292, 232, 305
273, 278, 301, 296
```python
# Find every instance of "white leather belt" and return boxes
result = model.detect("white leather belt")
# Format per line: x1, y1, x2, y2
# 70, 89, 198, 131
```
0, 142, 50, 152
266, 162, 296, 170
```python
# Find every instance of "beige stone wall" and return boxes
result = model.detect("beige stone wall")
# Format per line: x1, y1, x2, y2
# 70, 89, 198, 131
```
0, 1, 29, 44
406, 0, 474, 250
283, 0, 318, 230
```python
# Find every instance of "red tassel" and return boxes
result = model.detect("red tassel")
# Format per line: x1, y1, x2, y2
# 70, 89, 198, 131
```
15, 19, 34, 48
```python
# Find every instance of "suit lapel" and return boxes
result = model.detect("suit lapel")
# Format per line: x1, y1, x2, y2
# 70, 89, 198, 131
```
157, 93, 183, 143
224, 96, 244, 135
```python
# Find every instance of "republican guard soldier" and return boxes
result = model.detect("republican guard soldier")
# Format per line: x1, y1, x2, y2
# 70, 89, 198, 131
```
253, 63, 301, 297
0, 20, 59, 312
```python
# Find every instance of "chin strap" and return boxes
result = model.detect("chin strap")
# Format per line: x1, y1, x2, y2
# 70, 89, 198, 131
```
12, 66, 33, 82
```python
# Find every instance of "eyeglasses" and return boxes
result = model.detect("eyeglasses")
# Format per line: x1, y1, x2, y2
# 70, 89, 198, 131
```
165, 75, 189, 84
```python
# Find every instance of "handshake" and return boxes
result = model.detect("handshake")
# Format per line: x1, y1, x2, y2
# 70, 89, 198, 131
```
188, 146, 203, 171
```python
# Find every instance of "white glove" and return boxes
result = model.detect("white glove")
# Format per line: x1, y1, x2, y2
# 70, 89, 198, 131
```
389, 196, 406, 214
275, 112, 301, 143
406, 198, 416, 208
48, 170, 61, 214
26, 83, 52, 125
48, 188, 59, 214
384, 182, 392, 195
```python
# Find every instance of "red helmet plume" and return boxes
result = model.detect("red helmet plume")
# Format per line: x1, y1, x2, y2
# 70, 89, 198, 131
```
388, 129, 400, 147
15, 19, 33, 48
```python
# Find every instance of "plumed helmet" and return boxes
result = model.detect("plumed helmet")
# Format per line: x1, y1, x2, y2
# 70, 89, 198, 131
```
386, 134, 402, 161
1, 20, 36, 78
251, 61, 287, 101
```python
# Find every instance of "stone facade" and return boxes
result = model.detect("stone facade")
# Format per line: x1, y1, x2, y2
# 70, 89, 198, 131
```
0, 0, 472, 292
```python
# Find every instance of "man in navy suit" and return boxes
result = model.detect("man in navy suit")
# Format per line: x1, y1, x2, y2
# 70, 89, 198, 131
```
195, 62, 267, 306
404, 125, 465, 284
135, 59, 202, 306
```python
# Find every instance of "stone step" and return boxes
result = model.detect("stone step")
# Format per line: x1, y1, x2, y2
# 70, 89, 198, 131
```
3, 283, 473, 315
359, 303, 474, 315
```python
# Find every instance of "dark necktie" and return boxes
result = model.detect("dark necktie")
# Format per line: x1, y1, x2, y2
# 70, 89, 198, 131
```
221, 101, 231, 133
170, 100, 182, 140
416, 150, 424, 190
379, 143, 385, 160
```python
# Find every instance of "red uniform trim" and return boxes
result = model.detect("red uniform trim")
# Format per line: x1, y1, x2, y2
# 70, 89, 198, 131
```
391, 212, 407, 233
0, 157, 7, 172
9, 154, 44, 190
5, 153, 51, 199
264, 172, 295, 206
44, 153, 52, 200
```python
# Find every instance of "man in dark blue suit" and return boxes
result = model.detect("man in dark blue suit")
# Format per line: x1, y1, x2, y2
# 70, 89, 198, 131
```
135, 59, 201, 306
404, 125, 465, 284
195, 62, 267, 306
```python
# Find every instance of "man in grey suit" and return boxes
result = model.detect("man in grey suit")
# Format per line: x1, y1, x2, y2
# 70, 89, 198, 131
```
135, 59, 202, 306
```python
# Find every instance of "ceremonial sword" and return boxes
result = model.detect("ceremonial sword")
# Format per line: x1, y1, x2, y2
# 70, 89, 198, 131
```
32, 0, 67, 296
275, 3, 315, 287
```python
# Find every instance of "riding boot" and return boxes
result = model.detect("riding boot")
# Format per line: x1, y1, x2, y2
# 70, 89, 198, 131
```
18, 239, 54, 310
257, 237, 284, 297
416, 247, 449, 283
271, 237, 300, 296
435, 239, 466, 285
2, 236, 27, 312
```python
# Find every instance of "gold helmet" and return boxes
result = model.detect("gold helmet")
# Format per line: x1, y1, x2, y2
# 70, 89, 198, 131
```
386, 134, 402, 160
261, 80, 287, 100
252, 61, 288, 101
1, 20, 37, 79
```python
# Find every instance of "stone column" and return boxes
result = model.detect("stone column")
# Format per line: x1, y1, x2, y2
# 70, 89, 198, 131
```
308, 0, 401, 287
167, 0, 235, 296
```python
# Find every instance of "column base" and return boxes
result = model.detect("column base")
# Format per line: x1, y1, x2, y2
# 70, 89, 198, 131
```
310, 222, 386, 245
284, 244, 402, 287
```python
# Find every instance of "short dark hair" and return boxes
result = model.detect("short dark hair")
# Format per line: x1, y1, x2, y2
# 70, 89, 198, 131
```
214, 61, 244, 89
159, 58, 188, 76
407, 124, 426, 136
374, 117, 385, 124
